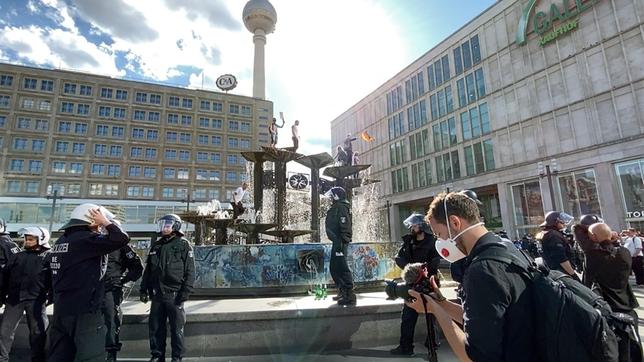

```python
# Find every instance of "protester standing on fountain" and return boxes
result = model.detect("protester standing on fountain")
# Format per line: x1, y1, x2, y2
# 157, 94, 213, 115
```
291, 120, 300, 151
334, 145, 348, 166
102, 244, 143, 362
343, 133, 357, 165
140, 214, 195, 362
231, 182, 249, 220
269, 118, 278, 148
324, 187, 356, 306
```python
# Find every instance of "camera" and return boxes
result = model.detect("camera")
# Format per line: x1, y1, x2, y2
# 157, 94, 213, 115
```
385, 262, 433, 301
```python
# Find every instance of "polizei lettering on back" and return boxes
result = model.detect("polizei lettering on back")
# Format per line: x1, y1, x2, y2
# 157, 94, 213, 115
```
516, 0, 601, 46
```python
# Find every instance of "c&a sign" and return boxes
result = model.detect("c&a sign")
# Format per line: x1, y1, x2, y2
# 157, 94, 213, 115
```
516, 0, 601, 46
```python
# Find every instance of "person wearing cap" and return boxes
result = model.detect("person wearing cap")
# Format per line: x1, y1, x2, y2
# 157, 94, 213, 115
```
45, 203, 130, 361
538, 211, 577, 278
405, 191, 537, 361
390, 213, 440, 356
0, 227, 51, 362
102, 244, 143, 361
139, 214, 195, 362
586, 223, 642, 361
324, 187, 356, 306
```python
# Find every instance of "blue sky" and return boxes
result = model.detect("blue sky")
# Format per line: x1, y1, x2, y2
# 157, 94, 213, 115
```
0, 0, 495, 155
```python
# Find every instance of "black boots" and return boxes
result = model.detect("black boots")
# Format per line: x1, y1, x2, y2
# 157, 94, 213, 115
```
106, 351, 117, 362
337, 289, 356, 306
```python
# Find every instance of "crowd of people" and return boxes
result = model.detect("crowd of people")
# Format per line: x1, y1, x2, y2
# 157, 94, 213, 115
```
393, 190, 642, 362
0, 204, 194, 362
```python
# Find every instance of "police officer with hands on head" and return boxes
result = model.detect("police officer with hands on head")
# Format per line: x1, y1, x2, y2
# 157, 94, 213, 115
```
324, 186, 356, 306
390, 213, 440, 356
46, 203, 130, 362
0, 226, 52, 362
140, 214, 195, 362
538, 211, 578, 279
103, 244, 143, 361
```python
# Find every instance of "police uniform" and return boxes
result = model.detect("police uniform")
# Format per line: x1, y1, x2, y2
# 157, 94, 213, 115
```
0, 234, 21, 273
0, 246, 51, 361
325, 198, 355, 305
45, 224, 130, 362
393, 232, 440, 354
140, 234, 195, 361
540, 228, 573, 274
103, 245, 143, 360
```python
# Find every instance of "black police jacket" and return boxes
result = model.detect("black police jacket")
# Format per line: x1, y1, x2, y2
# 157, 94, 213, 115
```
2, 247, 51, 305
394, 233, 440, 274
585, 242, 639, 313
105, 245, 143, 291
0, 234, 21, 269
572, 224, 594, 254
462, 232, 537, 361
325, 200, 352, 250
45, 224, 130, 316
540, 228, 571, 272
140, 234, 195, 302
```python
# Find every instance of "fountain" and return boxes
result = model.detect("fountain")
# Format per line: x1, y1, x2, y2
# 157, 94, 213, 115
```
294, 152, 335, 242
179, 200, 236, 245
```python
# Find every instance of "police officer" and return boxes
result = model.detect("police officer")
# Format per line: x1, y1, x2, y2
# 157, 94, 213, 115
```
46, 204, 130, 361
538, 211, 577, 278
324, 187, 356, 306
0, 227, 51, 362
572, 214, 603, 285
139, 214, 195, 362
0, 218, 21, 275
103, 245, 143, 361
390, 214, 440, 356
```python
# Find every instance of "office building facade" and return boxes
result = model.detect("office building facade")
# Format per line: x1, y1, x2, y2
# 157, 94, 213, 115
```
0, 63, 272, 234
331, 0, 644, 240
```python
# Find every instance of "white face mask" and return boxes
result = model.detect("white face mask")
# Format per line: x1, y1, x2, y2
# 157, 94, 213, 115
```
434, 195, 484, 263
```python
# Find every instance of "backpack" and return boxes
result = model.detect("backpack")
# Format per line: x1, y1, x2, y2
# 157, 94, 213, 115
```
473, 244, 619, 362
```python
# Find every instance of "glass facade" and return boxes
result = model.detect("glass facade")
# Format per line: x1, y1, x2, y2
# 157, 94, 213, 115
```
511, 180, 545, 227
556, 169, 601, 219
615, 158, 644, 220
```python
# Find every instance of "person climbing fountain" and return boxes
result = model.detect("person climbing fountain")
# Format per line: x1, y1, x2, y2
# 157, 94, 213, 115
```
231, 182, 249, 220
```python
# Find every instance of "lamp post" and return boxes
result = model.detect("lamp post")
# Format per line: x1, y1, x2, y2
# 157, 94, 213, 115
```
385, 200, 392, 242
46, 190, 63, 232
181, 195, 193, 212
538, 159, 560, 210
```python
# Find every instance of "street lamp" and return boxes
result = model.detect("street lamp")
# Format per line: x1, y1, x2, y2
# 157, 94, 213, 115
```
46, 189, 63, 232
385, 200, 392, 242
538, 159, 560, 210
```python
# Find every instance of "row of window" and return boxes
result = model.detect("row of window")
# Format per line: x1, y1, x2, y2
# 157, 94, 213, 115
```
391, 139, 494, 193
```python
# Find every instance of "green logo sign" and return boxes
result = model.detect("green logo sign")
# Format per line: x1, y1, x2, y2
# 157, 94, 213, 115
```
516, 0, 600, 46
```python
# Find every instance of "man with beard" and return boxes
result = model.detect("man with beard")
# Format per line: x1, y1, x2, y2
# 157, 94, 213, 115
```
390, 213, 440, 356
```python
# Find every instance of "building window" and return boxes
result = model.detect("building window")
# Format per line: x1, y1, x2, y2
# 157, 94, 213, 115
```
229, 104, 239, 114
229, 120, 239, 131
116, 89, 128, 100
461, 111, 471, 141
144, 167, 156, 178
147, 112, 160, 122
109, 145, 122, 157
145, 148, 157, 159
60, 102, 74, 113
142, 186, 154, 197
107, 165, 120, 177
177, 168, 189, 180
96, 125, 108, 136
55, 141, 69, 153
134, 110, 146, 121
52, 161, 65, 173
200, 100, 210, 110
168, 96, 180, 107
100, 88, 113, 98
94, 144, 107, 156
226, 171, 237, 183
79, 85, 92, 96
7, 181, 21, 193
72, 142, 85, 154
180, 115, 192, 125
149, 94, 161, 104
25, 181, 39, 193
166, 132, 178, 142
241, 105, 252, 116
167, 114, 178, 124
89, 183, 103, 196
227, 154, 238, 165
9, 159, 24, 172
147, 130, 158, 140
212, 102, 223, 112
240, 122, 251, 133
32, 139, 45, 152
511, 180, 544, 227
442, 55, 450, 82
29, 160, 42, 174
474, 68, 486, 98
17, 117, 31, 129
212, 119, 223, 129
13, 138, 27, 150
211, 135, 222, 145
240, 139, 250, 149
471, 34, 481, 64
162, 187, 174, 198
615, 159, 644, 221
91, 164, 105, 175
465, 73, 476, 104
41, 80, 54, 92
105, 184, 119, 196
35, 119, 48, 131
0, 75, 13, 87
181, 98, 193, 109
555, 169, 601, 219
99, 106, 111, 117
132, 128, 144, 139
462, 40, 472, 71
69, 162, 83, 174
67, 183, 81, 196
130, 147, 143, 158
197, 152, 208, 162
129, 166, 142, 177
127, 185, 141, 197
0, 115, 6, 127
228, 137, 238, 148
0, 95, 10, 108
77, 104, 90, 115
112, 126, 124, 138
211, 153, 221, 164
179, 150, 190, 161
135, 92, 147, 103
23, 78, 37, 89
198, 135, 208, 145
114, 108, 126, 119
164, 168, 175, 179
454, 47, 463, 76
165, 149, 177, 160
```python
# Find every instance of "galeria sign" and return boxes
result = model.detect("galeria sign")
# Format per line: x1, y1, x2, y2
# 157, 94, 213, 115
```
516, 0, 601, 46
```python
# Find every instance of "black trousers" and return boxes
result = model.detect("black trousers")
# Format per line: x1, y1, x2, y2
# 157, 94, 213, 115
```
632, 256, 644, 285
149, 294, 186, 359
0, 300, 47, 362
102, 288, 123, 352
47, 311, 106, 362
616, 310, 642, 362
231, 201, 245, 220
330, 243, 353, 290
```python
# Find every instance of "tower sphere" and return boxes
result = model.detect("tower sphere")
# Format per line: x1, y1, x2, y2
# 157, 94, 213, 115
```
242, 0, 277, 34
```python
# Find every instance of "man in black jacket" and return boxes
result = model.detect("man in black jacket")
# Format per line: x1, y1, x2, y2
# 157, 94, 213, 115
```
538, 211, 577, 278
324, 187, 355, 306
0, 227, 51, 362
103, 245, 143, 361
405, 192, 537, 361
586, 223, 641, 362
45, 204, 130, 362
390, 213, 440, 356
140, 214, 195, 362
0, 218, 21, 274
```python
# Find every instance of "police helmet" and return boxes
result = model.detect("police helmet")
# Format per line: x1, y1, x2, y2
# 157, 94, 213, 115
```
324, 186, 347, 201
0, 218, 6, 235
60, 203, 119, 230
579, 214, 603, 227
458, 189, 483, 205
157, 214, 184, 236
403, 213, 431, 234
18, 226, 50, 249
539, 211, 574, 228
